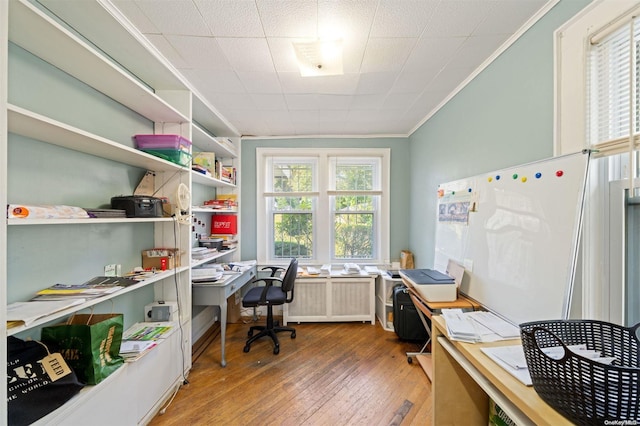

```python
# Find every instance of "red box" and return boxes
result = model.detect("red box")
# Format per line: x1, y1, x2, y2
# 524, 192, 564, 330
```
212, 214, 237, 234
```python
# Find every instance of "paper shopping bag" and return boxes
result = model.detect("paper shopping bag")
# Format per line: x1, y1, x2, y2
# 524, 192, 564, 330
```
41, 313, 124, 385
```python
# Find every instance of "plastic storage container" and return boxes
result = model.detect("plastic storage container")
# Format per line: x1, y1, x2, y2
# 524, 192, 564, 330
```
520, 319, 640, 425
141, 149, 192, 167
134, 134, 192, 151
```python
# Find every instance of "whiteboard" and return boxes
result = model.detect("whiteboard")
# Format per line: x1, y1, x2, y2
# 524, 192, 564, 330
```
434, 151, 590, 325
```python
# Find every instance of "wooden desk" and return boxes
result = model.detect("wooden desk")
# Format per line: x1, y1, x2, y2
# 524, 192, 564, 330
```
401, 277, 479, 375
430, 315, 571, 426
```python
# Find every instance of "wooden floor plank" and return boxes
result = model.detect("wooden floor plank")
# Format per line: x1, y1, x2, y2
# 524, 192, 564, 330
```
149, 321, 432, 425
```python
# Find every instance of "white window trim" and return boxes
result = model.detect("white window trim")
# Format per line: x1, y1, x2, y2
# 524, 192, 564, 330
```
256, 147, 390, 265
556, 0, 640, 323
555, 0, 640, 155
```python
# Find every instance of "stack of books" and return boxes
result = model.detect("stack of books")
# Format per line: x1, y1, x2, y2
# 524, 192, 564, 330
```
120, 322, 176, 362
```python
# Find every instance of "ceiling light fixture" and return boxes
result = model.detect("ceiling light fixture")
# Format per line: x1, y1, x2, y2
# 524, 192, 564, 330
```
293, 39, 344, 77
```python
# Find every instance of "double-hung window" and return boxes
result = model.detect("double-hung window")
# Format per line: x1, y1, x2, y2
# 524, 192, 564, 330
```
257, 148, 390, 265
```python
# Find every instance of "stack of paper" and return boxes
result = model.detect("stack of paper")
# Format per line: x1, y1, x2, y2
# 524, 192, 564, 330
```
119, 322, 176, 362
442, 309, 482, 342
32, 276, 138, 301
7, 299, 87, 328
342, 263, 361, 276
442, 309, 521, 343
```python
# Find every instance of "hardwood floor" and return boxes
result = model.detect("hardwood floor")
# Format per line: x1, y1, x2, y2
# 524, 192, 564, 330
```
150, 321, 432, 425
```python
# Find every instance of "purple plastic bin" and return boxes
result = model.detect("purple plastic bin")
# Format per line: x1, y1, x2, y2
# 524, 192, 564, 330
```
134, 134, 192, 151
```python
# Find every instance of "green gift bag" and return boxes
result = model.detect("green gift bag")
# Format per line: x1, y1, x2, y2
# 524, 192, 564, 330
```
41, 313, 124, 385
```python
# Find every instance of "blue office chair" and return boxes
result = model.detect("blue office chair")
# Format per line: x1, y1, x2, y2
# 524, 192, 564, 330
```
242, 258, 297, 355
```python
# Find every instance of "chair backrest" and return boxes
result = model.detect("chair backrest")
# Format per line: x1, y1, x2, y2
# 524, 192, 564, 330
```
281, 258, 298, 296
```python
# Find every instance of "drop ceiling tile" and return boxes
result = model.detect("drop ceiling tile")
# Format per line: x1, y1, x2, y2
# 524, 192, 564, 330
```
423, 1, 493, 38
370, 0, 439, 38
216, 38, 276, 72
318, 0, 378, 39
182, 69, 246, 94
356, 72, 398, 95
313, 74, 360, 95
390, 69, 439, 94
285, 94, 319, 110
132, 0, 211, 36
403, 36, 467, 72
114, 0, 160, 34
447, 34, 508, 69
210, 92, 255, 110
251, 93, 287, 111
144, 34, 191, 69
236, 71, 282, 94
383, 92, 421, 110
319, 109, 349, 121
194, 0, 265, 37
268, 38, 302, 73
350, 94, 386, 110
316, 94, 352, 110
165, 35, 231, 70
279, 72, 323, 94
251, 94, 288, 110
361, 38, 416, 73
474, 1, 547, 36
256, 0, 317, 38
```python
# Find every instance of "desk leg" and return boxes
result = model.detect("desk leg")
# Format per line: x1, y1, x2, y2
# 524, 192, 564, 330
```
220, 299, 228, 367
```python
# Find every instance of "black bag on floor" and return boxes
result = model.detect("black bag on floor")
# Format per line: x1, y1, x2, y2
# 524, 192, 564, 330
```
392, 285, 429, 342
7, 336, 85, 425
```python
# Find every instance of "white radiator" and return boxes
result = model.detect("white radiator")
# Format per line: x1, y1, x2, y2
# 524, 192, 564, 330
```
285, 277, 375, 323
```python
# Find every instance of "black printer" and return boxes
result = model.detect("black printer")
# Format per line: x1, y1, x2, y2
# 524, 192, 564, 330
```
111, 195, 163, 218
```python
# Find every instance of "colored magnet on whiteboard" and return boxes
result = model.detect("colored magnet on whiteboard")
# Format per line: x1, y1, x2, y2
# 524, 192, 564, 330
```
488, 176, 493, 182
496, 175, 501, 180
512, 173, 518, 179
535, 172, 542, 179
556, 170, 564, 177
437, 189, 444, 197
521, 177, 527, 182
468, 188, 472, 192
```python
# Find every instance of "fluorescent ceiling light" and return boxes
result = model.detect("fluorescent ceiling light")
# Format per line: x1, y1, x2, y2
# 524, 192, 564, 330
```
293, 39, 344, 77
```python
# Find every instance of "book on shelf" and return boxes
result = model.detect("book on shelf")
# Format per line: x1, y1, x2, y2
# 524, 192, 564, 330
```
123, 321, 176, 341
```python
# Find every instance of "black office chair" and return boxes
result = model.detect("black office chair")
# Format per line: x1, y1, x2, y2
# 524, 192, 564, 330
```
242, 258, 297, 355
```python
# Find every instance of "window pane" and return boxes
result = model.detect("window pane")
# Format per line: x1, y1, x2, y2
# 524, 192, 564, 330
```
335, 195, 373, 211
273, 213, 313, 259
273, 196, 313, 211
273, 162, 313, 192
335, 162, 374, 190
334, 213, 373, 259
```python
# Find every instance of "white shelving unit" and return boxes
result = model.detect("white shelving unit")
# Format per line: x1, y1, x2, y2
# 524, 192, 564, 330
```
376, 273, 403, 331
1, 0, 241, 423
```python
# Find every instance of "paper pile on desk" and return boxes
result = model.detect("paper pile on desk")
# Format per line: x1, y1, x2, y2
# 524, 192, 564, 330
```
441, 309, 520, 343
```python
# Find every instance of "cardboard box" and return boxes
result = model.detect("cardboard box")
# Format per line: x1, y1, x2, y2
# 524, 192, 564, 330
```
226, 293, 242, 323
212, 214, 237, 234
142, 248, 180, 270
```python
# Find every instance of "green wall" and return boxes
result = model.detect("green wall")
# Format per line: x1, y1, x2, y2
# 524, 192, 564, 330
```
240, 137, 410, 264
407, 0, 592, 268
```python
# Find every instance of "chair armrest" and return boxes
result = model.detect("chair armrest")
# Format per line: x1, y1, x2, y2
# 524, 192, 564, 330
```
261, 266, 285, 277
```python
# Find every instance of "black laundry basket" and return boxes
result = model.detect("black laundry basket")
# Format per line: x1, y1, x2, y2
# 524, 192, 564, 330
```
520, 320, 640, 426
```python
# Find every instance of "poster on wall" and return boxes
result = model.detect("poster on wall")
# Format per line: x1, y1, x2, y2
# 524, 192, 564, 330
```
438, 201, 470, 224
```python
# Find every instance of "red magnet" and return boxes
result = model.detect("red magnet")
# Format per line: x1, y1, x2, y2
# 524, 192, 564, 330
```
556, 170, 564, 177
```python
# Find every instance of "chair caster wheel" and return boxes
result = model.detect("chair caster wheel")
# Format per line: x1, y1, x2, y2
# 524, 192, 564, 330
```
407, 357, 412, 364
291, 331, 296, 339
248, 330, 253, 337
273, 346, 280, 355
243, 345, 250, 353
